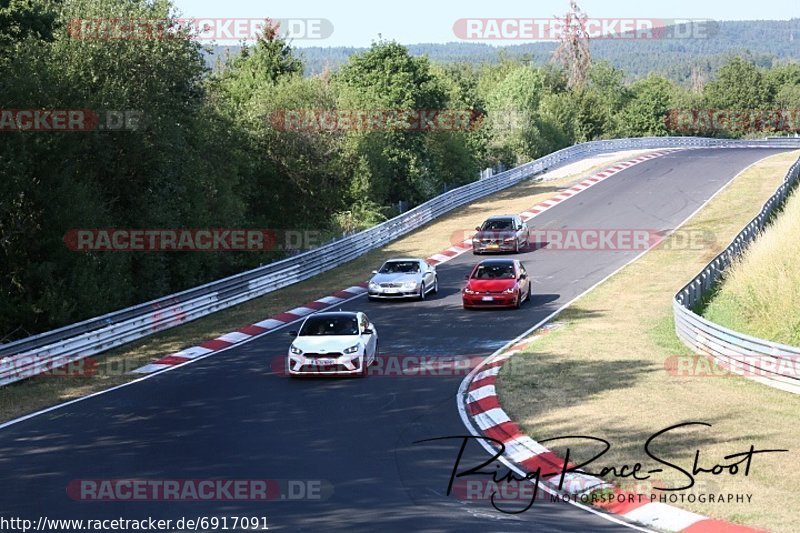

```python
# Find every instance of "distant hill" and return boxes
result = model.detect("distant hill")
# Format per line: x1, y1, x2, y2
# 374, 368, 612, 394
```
205, 19, 800, 84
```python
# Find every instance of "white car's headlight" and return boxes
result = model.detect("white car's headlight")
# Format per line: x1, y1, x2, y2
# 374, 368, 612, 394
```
368, 281, 379, 289
343, 344, 360, 355
402, 281, 418, 289
290, 344, 303, 355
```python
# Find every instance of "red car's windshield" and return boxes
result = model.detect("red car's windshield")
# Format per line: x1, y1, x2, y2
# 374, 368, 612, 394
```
471, 264, 516, 279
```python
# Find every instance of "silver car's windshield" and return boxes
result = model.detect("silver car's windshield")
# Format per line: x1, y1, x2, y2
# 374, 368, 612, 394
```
379, 261, 420, 274
299, 316, 359, 336
481, 219, 514, 231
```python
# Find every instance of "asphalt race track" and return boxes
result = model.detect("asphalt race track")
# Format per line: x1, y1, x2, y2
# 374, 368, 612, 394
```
0, 148, 788, 532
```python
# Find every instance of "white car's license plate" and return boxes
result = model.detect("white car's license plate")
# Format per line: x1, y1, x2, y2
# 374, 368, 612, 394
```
385, 289, 398, 293
312, 358, 336, 366
482, 296, 494, 301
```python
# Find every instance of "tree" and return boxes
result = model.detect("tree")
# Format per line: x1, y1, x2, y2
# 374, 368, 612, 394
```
552, 0, 591, 89
703, 57, 769, 110
0, 0, 56, 51
334, 41, 449, 206
618, 75, 674, 137
211, 21, 302, 108
585, 61, 629, 134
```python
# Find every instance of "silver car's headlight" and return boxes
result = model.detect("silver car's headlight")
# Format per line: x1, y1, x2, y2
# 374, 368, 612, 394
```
368, 281, 379, 289
290, 344, 303, 355
343, 344, 360, 355
402, 281, 418, 289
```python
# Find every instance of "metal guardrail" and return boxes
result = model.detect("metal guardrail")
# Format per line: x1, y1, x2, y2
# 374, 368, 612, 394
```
673, 154, 800, 394
3, 136, 800, 386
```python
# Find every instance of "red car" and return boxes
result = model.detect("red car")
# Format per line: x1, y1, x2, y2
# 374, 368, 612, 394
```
462, 259, 531, 309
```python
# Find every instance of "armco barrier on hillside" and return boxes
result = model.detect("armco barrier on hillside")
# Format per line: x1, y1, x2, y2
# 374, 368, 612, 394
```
2, 137, 800, 386
673, 155, 800, 394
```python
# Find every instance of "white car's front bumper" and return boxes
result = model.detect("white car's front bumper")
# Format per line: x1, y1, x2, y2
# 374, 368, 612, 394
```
287, 353, 364, 376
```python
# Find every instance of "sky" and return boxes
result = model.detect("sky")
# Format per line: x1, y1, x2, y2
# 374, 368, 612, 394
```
171, 0, 799, 47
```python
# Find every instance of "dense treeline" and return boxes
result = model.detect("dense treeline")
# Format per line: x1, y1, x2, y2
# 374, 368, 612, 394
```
1, 0, 799, 339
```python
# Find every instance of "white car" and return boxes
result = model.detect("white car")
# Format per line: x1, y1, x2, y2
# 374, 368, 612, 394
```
286, 311, 378, 377
367, 258, 438, 300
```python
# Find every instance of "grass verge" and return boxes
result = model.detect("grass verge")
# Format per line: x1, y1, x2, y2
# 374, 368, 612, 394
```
703, 181, 800, 346
0, 150, 655, 423
497, 150, 800, 532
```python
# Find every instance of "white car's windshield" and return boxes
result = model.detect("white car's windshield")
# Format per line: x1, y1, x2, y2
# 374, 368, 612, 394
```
299, 316, 359, 336
379, 261, 420, 274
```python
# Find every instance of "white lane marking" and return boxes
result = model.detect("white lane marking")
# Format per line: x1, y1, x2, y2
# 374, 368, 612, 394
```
217, 331, 252, 344
543, 472, 611, 495
472, 366, 501, 383
130, 363, 172, 374
253, 318, 287, 329
173, 346, 214, 359
343, 286, 368, 294
504, 436, 549, 462
316, 296, 345, 305
465, 385, 496, 404
472, 408, 512, 430
623, 503, 706, 531
286, 306, 316, 317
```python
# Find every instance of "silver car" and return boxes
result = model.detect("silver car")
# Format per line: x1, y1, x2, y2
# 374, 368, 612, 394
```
367, 258, 438, 301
